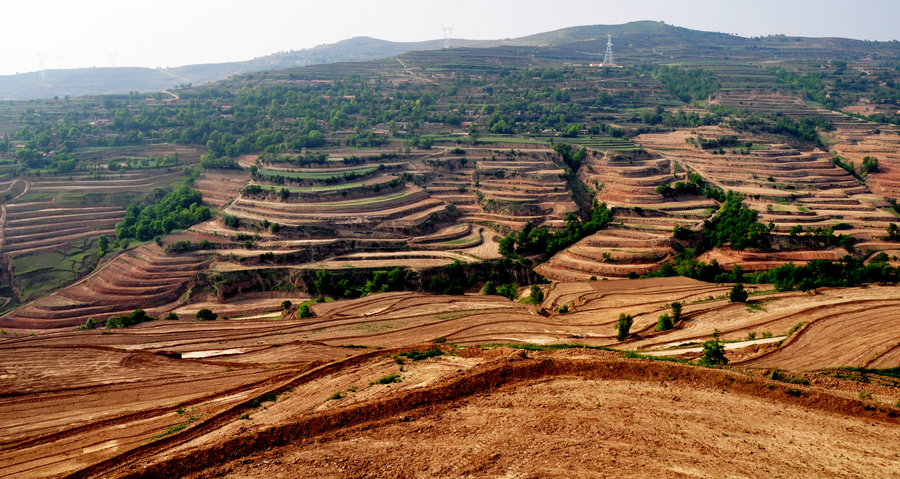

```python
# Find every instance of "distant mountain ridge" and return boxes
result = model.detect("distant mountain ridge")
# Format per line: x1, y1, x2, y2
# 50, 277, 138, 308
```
0, 36, 495, 101
1, 20, 897, 101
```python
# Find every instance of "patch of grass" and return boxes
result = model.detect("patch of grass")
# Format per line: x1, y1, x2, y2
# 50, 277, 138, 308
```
445, 236, 478, 245
622, 350, 693, 364
315, 190, 409, 206
501, 343, 616, 352
329, 392, 344, 400
785, 388, 802, 397
841, 366, 900, 379
746, 302, 767, 313
397, 348, 444, 361
690, 294, 728, 304
239, 412, 250, 420
372, 374, 402, 385
243, 392, 278, 408
149, 415, 197, 441
787, 322, 806, 336
257, 166, 377, 180
859, 391, 873, 400
255, 182, 363, 193
770, 369, 810, 386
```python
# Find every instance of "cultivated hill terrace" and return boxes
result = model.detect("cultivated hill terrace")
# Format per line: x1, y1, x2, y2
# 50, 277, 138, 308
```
0, 21, 900, 477
1, 21, 900, 325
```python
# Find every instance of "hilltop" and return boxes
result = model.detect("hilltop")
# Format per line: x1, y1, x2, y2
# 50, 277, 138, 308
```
3, 20, 899, 101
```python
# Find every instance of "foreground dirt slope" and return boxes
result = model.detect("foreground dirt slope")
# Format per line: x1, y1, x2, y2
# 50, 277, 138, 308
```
87, 350, 900, 479
1, 279, 899, 478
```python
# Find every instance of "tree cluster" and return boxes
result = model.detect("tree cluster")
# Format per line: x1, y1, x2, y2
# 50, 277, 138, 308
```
115, 186, 211, 240
501, 201, 613, 260
653, 66, 720, 103
701, 191, 772, 250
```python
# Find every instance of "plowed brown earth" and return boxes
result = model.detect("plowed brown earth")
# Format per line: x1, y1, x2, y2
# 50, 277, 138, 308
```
2, 280, 899, 478
68, 350, 900, 478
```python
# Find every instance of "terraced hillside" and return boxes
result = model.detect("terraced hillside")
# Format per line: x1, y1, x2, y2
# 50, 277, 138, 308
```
0, 145, 202, 310
2, 244, 208, 329
185, 144, 573, 275
537, 149, 711, 280
831, 126, 900, 199
639, 128, 897, 240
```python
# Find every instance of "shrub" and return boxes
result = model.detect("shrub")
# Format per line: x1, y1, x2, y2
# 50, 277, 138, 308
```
298, 304, 313, 318
195, 308, 218, 321
729, 283, 748, 303
165, 312, 178, 320
615, 313, 633, 341
671, 301, 683, 321
105, 309, 154, 329
558, 304, 570, 314
699, 329, 728, 366
656, 313, 673, 331
79, 318, 96, 330
482, 280, 497, 296
497, 283, 518, 301
281, 300, 292, 310
529, 284, 544, 303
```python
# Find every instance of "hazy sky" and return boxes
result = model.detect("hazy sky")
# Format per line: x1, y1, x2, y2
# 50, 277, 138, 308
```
1, 0, 898, 76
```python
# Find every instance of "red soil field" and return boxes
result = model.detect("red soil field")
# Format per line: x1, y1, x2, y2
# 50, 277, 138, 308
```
1, 277, 898, 477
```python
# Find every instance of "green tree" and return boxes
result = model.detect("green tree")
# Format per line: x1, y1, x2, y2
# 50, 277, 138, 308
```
700, 329, 728, 366
482, 280, 497, 296
314, 269, 331, 296
195, 308, 218, 321
671, 301, 683, 322
702, 191, 772, 250
497, 283, 518, 301
860, 156, 879, 174
656, 313, 673, 331
298, 304, 312, 318
529, 284, 544, 303
615, 313, 633, 341
729, 283, 748, 303
98, 235, 109, 256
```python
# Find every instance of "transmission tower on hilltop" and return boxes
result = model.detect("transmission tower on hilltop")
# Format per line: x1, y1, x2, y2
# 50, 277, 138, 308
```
36, 53, 48, 80
602, 34, 615, 65
442, 26, 454, 49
